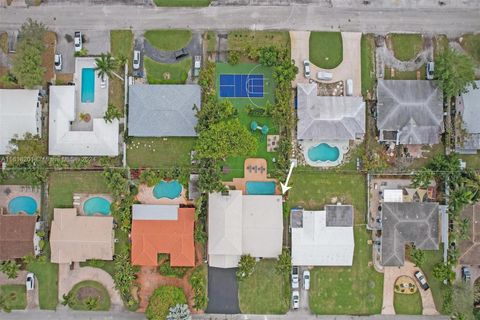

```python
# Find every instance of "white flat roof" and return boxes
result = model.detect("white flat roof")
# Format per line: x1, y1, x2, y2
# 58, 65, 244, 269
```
132, 204, 179, 220
384, 189, 404, 203
0, 89, 40, 154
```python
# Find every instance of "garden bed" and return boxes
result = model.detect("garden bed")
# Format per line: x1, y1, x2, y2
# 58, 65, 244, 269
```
67, 280, 111, 311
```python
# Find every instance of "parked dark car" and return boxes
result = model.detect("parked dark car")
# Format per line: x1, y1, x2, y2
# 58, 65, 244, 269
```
174, 48, 189, 60
462, 266, 471, 282
414, 271, 430, 290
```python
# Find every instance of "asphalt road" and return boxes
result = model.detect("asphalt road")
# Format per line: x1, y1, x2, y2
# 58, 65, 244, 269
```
0, 5, 479, 35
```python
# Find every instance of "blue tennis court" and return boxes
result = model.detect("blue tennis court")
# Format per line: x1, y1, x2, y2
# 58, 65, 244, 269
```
219, 74, 264, 98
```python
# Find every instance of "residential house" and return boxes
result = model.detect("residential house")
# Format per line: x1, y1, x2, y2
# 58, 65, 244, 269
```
0, 215, 36, 260
458, 204, 480, 265
291, 205, 354, 266
50, 208, 114, 264
377, 80, 443, 145
131, 204, 195, 267
0, 89, 41, 154
128, 84, 201, 137
208, 190, 283, 268
455, 81, 480, 154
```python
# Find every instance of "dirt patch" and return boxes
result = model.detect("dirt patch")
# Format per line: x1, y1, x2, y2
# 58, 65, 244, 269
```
55, 73, 74, 84
163, 72, 171, 80
315, 80, 344, 96
77, 286, 102, 301
42, 31, 57, 84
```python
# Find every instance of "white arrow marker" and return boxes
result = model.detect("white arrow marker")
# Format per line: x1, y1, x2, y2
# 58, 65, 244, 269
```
280, 160, 295, 194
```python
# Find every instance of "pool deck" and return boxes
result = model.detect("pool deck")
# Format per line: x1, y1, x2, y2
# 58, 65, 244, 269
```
224, 158, 280, 195
301, 140, 349, 167
0, 185, 41, 215
136, 184, 190, 205
73, 193, 113, 216
71, 57, 109, 131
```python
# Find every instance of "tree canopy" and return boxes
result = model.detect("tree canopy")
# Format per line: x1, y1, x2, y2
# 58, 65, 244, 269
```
435, 48, 476, 98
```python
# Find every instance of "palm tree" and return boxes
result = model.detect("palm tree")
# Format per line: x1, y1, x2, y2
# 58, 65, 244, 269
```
0, 260, 20, 279
94, 52, 123, 81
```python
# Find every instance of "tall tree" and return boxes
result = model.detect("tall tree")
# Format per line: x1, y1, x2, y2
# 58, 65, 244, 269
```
0, 260, 20, 279
95, 52, 123, 81
435, 48, 476, 98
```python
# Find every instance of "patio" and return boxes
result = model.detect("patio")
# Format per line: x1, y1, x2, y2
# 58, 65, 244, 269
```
0, 185, 41, 215
223, 158, 279, 195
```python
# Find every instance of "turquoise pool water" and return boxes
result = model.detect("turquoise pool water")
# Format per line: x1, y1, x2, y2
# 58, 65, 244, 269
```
153, 180, 182, 199
308, 143, 340, 162
83, 197, 111, 216
81, 68, 95, 103
8, 196, 38, 215
246, 181, 276, 195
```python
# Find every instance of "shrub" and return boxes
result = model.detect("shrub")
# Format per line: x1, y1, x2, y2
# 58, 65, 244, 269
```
228, 50, 240, 65
146, 286, 187, 320
236, 255, 256, 280
189, 267, 208, 310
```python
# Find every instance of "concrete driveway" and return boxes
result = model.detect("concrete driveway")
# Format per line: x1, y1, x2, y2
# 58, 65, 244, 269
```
289, 31, 310, 88
382, 261, 438, 316
206, 267, 240, 314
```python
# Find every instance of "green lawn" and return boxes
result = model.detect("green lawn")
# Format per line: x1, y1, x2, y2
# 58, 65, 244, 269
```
421, 245, 449, 314
288, 171, 383, 315
460, 152, 480, 170
384, 66, 426, 80
153, 0, 211, 6
26, 261, 58, 310
0, 32, 7, 54
145, 57, 191, 84
394, 292, 422, 315
205, 31, 217, 52
361, 34, 376, 98
434, 35, 449, 60
68, 280, 111, 311
109, 30, 133, 115
228, 31, 291, 58
309, 32, 343, 69
408, 143, 445, 170
238, 259, 290, 314
127, 137, 196, 169
460, 33, 480, 64
144, 30, 192, 51
215, 63, 278, 181
0, 285, 27, 310
389, 33, 423, 61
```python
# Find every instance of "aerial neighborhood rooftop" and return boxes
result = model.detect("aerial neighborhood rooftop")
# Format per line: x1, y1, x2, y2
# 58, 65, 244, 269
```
0, 1, 480, 319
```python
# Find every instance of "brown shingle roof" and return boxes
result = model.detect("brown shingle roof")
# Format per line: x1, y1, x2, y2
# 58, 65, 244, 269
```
0, 215, 36, 260
459, 204, 480, 265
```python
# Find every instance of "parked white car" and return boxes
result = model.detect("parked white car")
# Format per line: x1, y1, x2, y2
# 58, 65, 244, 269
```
292, 291, 300, 309
303, 60, 310, 78
133, 50, 141, 70
345, 79, 353, 96
74, 31, 82, 52
54, 53, 62, 71
292, 266, 299, 289
426, 61, 435, 80
303, 270, 310, 290
26, 273, 35, 291
317, 71, 333, 81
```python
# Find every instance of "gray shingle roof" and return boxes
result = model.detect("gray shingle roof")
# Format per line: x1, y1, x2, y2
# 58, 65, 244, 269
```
381, 202, 439, 267
377, 80, 443, 145
128, 84, 201, 137
325, 205, 354, 227
296, 84, 365, 140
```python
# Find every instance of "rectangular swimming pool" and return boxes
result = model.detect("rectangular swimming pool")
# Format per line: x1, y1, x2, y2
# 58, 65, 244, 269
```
246, 181, 276, 195
81, 68, 95, 103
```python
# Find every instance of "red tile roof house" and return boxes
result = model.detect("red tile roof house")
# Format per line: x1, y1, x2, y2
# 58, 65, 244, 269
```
0, 215, 36, 260
131, 204, 195, 267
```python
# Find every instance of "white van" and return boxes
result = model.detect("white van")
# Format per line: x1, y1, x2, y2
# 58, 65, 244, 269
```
317, 71, 333, 81
345, 79, 353, 96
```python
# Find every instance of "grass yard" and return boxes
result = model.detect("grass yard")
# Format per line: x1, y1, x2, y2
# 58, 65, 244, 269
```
228, 31, 290, 58
68, 280, 111, 311
388, 33, 423, 61
288, 171, 383, 315
145, 57, 191, 84
408, 143, 445, 169
153, 0, 211, 6
460, 33, 480, 63
144, 30, 192, 51
394, 292, 422, 315
238, 259, 290, 314
26, 261, 58, 310
361, 34, 376, 98
434, 35, 449, 59
0, 32, 7, 54
205, 31, 217, 52
384, 66, 426, 80
0, 285, 27, 310
109, 30, 133, 115
460, 152, 480, 170
215, 63, 278, 181
127, 137, 196, 168
309, 32, 343, 69
421, 245, 448, 314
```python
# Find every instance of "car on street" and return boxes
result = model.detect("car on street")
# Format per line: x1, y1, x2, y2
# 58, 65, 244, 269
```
26, 272, 35, 291
174, 48, 189, 60
292, 266, 299, 289
74, 31, 82, 52
426, 61, 435, 80
133, 50, 141, 70
303, 60, 310, 78
462, 266, 471, 282
414, 271, 430, 290
54, 53, 62, 71
303, 270, 310, 290
292, 290, 299, 309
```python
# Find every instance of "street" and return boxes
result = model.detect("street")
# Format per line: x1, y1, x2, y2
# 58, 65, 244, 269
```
0, 5, 479, 35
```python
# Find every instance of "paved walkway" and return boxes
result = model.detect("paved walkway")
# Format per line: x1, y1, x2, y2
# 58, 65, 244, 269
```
382, 261, 438, 316
58, 263, 123, 311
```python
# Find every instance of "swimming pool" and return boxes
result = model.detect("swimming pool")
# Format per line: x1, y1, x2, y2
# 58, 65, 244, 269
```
8, 196, 38, 215
246, 181, 276, 195
307, 143, 340, 162
83, 197, 111, 216
81, 68, 95, 103
153, 180, 182, 199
